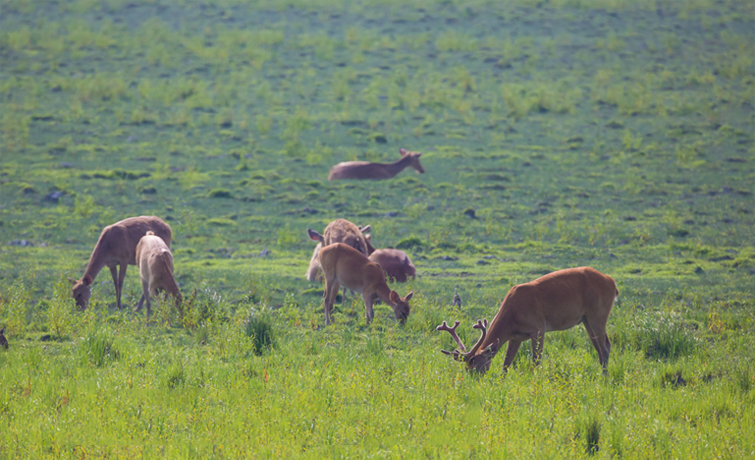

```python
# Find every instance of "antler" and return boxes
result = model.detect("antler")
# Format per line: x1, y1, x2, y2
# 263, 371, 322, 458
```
467, 319, 489, 357
437, 319, 491, 362
436, 320, 467, 352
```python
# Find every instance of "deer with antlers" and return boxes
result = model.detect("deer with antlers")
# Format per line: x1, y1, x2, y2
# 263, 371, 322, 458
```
437, 267, 617, 374
318, 243, 413, 325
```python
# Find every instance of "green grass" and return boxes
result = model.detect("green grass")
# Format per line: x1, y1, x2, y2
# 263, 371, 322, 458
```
1, 0, 754, 457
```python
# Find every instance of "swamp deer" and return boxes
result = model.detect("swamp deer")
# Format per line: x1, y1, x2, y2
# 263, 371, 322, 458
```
70, 216, 172, 310
134, 231, 181, 316
368, 248, 416, 283
318, 243, 413, 325
0, 327, 7, 350
306, 219, 372, 282
437, 267, 617, 374
327, 148, 424, 180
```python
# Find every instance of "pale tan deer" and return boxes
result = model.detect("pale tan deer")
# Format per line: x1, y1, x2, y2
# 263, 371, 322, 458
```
318, 243, 413, 325
69, 216, 172, 310
134, 231, 182, 316
306, 219, 372, 282
328, 148, 424, 180
368, 248, 416, 283
437, 267, 617, 374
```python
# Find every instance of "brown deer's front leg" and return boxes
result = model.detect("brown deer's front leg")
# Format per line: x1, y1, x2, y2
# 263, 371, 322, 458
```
116, 264, 128, 309
362, 292, 375, 324
502, 340, 522, 371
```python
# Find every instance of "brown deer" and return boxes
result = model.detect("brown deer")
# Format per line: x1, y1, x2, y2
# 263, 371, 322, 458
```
306, 219, 372, 282
69, 216, 172, 310
0, 326, 8, 350
328, 148, 424, 180
368, 248, 416, 283
318, 243, 413, 325
134, 231, 181, 316
437, 267, 617, 374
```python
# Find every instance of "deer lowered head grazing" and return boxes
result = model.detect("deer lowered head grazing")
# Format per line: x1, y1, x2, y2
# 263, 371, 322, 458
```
134, 231, 181, 316
318, 243, 413, 325
437, 267, 617, 375
305, 219, 372, 282
69, 216, 172, 310
327, 148, 424, 180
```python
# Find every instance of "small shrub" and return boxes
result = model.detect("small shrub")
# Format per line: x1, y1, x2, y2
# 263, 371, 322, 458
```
207, 188, 232, 198
166, 362, 186, 389
577, 415, 601, 456
615, 311, 698, 360
81, 329, 119, 367
396, 236, 424, 250
243, 312, 275, 356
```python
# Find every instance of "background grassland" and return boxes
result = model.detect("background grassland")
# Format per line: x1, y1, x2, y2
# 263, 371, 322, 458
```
1, 0, 754, 457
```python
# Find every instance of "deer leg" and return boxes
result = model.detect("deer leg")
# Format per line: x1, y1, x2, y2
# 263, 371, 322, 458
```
583, 319, 609, 370
117, 264, 128, 309
140, 279, 151, 316
362, 292, 375, 324
135, 282, 146, 312
108, 266, 119, 308
502, 340, 522, 371
323, 279, 340, 326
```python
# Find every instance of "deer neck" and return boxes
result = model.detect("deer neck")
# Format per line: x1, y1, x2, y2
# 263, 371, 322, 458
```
383, 155, 413, 178
82, 246, 108, 282
374, 283, 396, 308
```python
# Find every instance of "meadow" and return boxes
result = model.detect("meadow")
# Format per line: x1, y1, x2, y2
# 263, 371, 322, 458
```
0, 0, 754, 457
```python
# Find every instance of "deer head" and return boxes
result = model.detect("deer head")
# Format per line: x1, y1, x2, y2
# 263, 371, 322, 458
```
437, 320, 499, 374
69, 275, 92, 310
390, 290, 413, 323
399, 148, 425, 174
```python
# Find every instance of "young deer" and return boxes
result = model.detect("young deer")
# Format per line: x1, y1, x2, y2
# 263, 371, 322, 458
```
327, 148, 424, 180
437, 267, 617, 374
306, 219, 372, 282
70, 216, 172, 310
318, 243, 413, 325
134, 231, 182, 316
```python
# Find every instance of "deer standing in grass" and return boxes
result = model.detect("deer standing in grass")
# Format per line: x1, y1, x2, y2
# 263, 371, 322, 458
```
70, 216, 172, 310
327, 148, 424, 180
437, 267, 617, 374
318, 243, 413, 325
134, 231, 181, 316
0, 327, 8, 350
368, 248, 416, 283
306, 219, 372, 282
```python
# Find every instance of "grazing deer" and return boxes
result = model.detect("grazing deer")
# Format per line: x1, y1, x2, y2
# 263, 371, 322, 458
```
328, 148, 424, 180
69, 216, 172, 310
134, 231, 181, 316
306, 219, 372, 282
437, 267, 617, 374
0, 327, 8, 350
318, 243, 413, 325
368, 248, 416, 283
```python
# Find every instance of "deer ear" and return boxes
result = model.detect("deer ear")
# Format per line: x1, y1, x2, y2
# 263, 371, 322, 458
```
399, 148, 408, 156
389, 290, 399, 304
67, 277, 78, 285
0, 327, 4, 334
83, 274, 93, 286
308, 229, 323, 242
364, 234, 371, 242
404, 291, 414, 302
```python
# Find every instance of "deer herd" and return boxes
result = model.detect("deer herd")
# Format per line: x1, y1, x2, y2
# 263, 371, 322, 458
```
7, 148, 620, 376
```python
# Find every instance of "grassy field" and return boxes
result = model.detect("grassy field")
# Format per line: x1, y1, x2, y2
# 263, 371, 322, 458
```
1, 0, 754, 457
